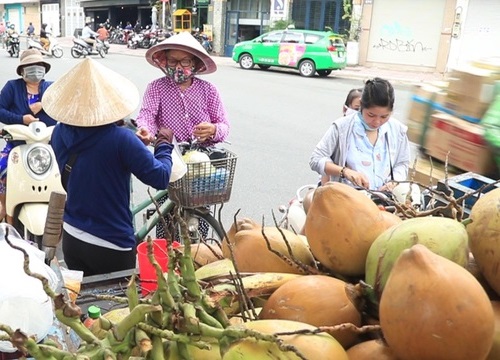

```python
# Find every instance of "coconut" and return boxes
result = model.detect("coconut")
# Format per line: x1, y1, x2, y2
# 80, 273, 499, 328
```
221, 226, 315, 274
365, 217, 469, 301
304, 182, 398, 276
346, 339, 398, 360
183, 242, 223, 269
380, 244, 494, 360
222, 319, 349, 359
486, 301, 500, 360
467, 188, 500, 297
259, 275, 362, 348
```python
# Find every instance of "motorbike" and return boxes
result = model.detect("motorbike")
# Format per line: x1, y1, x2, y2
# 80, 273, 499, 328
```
6, 32, 20, 57
201, 34, 213, 53
1, 122, 65, 245
71, 37, 106, 58
27, 34, 63, 58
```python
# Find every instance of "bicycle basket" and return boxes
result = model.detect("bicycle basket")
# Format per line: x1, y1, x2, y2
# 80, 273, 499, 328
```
168, 150, 237, 208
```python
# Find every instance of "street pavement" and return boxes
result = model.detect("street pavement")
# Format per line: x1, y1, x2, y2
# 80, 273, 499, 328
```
54, 36, 445, 86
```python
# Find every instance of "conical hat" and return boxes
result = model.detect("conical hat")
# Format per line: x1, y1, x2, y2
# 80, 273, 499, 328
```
145, 31, 216, 75
42, 59, 139, 127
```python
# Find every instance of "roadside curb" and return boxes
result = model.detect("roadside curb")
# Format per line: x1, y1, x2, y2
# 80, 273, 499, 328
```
54, 36, 444, 86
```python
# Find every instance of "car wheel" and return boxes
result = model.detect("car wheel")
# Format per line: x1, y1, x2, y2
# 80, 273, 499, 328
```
239, 54, 255, 69
317, 70, 332, 77
258, 64, 271, 70
299, 60, 316, 77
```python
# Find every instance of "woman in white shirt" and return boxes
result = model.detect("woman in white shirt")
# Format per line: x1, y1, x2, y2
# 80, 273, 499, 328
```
310, 78, 409, 191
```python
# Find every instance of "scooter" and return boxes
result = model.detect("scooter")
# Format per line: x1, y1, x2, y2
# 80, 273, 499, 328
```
27, 34, 63, 58
6, 32, 20, 57
71, 37, 106, 58
1, 122, 65, 245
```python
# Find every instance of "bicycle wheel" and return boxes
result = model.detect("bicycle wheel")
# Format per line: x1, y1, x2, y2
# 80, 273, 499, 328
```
184, 208, 225, 244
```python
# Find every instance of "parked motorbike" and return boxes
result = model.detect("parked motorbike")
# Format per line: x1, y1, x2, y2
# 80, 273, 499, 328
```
1, 122, 65, 245
6, 32, 20, 58
27, 34, 63, 58
71, 37, 106, 58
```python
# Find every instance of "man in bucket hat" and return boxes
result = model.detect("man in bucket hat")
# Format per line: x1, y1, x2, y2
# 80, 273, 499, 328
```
43, 58, 174, 276
135, 31, 230, 239
0, 48, 56, 220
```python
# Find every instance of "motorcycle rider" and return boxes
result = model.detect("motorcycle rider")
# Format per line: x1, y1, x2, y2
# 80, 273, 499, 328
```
81, 22, 99, 50
39, 23, 50, 51
0, 49, 56, 221
97, 23, 109, 41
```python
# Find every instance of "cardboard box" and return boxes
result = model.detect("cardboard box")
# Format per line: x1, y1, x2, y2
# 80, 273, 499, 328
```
408, 84, 447, 123
411, 154, 459, 186
406, 118, 423, 144
424, 113, 496, 175
444, 91, 490, 121
447, 66, 500, 103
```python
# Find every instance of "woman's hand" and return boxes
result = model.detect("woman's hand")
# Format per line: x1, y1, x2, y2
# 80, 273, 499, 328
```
379, 181, 397, 192
136, 127, 154, 146
193, 122, 216, 142
29, 101, 43, 115
23, 114, 39, 125
344, 168, 370, 188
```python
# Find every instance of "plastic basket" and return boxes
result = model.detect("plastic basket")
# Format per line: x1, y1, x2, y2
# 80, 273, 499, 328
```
168, 150, 237, 208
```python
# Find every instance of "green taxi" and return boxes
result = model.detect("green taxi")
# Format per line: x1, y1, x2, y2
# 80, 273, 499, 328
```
232, 29, 347, 77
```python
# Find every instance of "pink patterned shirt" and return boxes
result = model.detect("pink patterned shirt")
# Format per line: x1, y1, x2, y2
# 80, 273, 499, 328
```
136, 76, 229, 144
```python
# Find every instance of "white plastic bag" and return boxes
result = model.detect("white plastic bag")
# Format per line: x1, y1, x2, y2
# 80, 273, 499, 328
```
169, 136, 187, 183
0, 224, 57, 352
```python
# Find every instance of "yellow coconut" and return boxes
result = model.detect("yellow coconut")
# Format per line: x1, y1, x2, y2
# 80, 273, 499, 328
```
222, 319, 348, 360
486, 301, 500, 360
467, 187, 500, 297
304, 182, 398, 276
259, 275, 361, 348
380, 244, 494, 360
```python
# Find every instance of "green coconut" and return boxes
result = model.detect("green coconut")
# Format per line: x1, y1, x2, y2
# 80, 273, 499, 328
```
365, 217, 469, 302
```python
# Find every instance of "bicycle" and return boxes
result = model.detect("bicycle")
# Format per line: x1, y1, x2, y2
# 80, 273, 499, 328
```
131, 140, 237, 245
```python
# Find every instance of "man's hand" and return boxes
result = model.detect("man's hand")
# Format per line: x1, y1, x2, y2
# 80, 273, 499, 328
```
136, 127, 154, 146
29, 101, 43, 115
193, 122, 216, 142
23, 114, 39, 125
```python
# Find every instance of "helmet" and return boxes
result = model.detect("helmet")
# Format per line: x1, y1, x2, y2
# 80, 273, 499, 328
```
392, 183, 421, 209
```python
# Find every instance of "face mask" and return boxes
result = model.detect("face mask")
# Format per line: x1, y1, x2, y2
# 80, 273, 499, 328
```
358, 112, 379, 131
166, 66, 194, 84
23, 65, 45, 83
345, 107, 358, 116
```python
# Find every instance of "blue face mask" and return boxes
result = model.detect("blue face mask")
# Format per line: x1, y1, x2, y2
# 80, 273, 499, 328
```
358, 112, 378, 131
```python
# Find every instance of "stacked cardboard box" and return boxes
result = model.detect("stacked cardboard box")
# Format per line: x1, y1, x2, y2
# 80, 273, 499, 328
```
424, 113, 497, 176
406, 84, 447, 145
444, 66, 500, 122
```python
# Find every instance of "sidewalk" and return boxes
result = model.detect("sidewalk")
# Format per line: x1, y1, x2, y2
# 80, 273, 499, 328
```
56, 36, 445, 85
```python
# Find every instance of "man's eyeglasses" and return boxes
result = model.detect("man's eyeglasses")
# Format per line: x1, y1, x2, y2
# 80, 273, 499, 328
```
166, 58, 194, 68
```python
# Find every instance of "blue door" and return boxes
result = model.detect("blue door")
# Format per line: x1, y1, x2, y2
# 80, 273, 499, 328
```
224, 11, 240, 57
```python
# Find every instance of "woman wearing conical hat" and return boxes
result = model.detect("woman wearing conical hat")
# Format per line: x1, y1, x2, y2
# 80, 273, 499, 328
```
135, 31, 230, 239
43, 59, 174, 276
0, 48, 56, 221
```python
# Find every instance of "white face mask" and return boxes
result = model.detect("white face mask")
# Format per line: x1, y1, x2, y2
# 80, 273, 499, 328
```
344, 107, 358, 116
23, 65, 46, 83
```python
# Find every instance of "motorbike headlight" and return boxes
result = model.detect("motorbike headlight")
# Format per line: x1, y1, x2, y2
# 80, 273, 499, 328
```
27, 146, 52, 175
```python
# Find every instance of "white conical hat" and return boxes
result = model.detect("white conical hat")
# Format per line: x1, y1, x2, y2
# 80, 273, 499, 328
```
42, 58, 140, 127
145, 31, 217, 75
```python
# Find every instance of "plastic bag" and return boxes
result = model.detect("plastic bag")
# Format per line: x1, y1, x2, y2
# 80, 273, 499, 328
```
170, 136, 187, 183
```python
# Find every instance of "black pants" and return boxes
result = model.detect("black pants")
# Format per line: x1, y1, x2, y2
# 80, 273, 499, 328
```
62, 230, 136, 276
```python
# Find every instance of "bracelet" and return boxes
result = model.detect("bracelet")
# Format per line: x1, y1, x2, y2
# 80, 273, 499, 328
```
339, 166, 346, 179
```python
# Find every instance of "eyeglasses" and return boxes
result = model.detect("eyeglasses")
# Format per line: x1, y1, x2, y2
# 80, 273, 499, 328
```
166, 58, 194, 68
